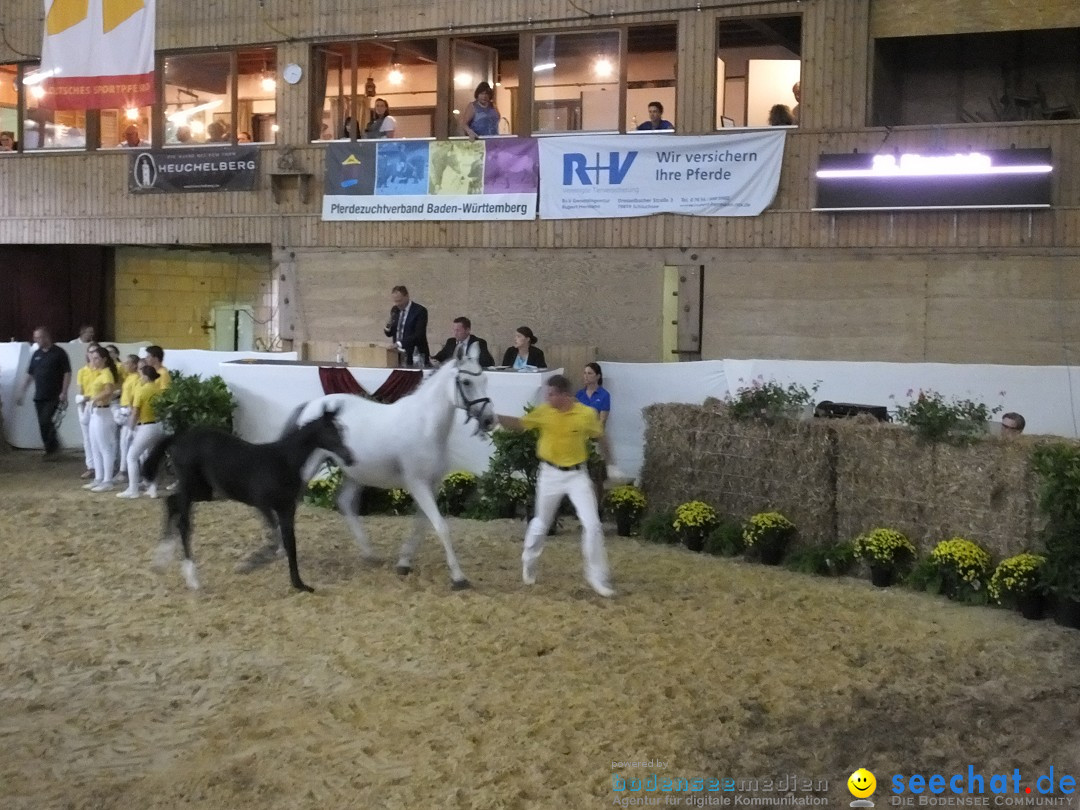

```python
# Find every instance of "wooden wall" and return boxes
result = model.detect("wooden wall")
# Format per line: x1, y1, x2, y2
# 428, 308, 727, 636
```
870, 0, 1080, 38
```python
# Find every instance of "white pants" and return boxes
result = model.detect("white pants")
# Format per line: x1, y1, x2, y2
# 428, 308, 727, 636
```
523, 463, 610, 584
89, 408, 117, 486
79, 401, 94, 469
125, 422, 165, 489
119, 422, 133, 474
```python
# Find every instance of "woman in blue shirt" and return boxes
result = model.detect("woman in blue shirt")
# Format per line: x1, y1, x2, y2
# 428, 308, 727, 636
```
576, 362, 610, 425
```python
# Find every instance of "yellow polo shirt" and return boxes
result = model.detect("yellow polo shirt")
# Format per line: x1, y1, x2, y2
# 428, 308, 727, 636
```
77, 365, 93, 396
155, 366, 172, 391
87, 368, 117, 402
522, 402, 603, 468
120, 372, 141, 407
132, 381, 161, 424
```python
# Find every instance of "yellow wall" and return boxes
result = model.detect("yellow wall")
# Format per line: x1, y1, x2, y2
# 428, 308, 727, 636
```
114, 246, 273, 349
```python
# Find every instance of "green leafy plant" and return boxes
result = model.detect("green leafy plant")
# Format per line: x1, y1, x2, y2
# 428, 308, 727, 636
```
304, 465, 342, 510
466, 471, 531, 520
989, 553, 1047, 605
784, 542, 857, 576
605, 485, 647, 523
930, 537, 992, 603
673, 501, 719, 551
726, 376, 820, 422
438, 471, 479, 517
703, 519, 746, 557
892, 388, 1003, 444
1032, 444, 1080, 602
853, 528, 917, 567
640, 509, 680, 545
153, 371, 237, 433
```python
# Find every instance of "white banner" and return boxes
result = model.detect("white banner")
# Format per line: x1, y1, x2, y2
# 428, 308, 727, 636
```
538, 131, 786, 219
322, 193, 536, 222
39, 0, 156, 110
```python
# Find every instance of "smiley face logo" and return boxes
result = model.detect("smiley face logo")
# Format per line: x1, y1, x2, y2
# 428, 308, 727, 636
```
848, 768, 877, 798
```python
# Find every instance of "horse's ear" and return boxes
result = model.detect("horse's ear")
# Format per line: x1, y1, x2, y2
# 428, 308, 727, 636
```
454, 342, 466, 363
322, 401, 342, 418
465, 341, 481, 363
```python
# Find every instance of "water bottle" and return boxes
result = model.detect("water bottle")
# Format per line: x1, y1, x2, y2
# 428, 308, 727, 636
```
335, 343, 344, 364
412, 347, 422, 368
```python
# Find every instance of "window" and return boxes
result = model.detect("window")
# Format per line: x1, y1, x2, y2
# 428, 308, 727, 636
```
716, 15, 802, 128
162, 47, 275, 145
873, 28, 1080, 126
313, 39, 437, 140
451, 35, 510, 136
0, 64, 17, 152
533, 30, 620, 132
626, 25, 677, 132
21, 62, 87, 150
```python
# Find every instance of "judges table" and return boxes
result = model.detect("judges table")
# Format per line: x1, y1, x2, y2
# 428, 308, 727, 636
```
218, 360, 557, 474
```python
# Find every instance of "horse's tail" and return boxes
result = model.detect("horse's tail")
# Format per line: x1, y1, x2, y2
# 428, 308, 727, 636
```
142, 433, 178, 481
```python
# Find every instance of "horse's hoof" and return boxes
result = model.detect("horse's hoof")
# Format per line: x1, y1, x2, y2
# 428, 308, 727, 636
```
294, 583, 315, 593
395, 565, 412, 576
451, 579, 472, 591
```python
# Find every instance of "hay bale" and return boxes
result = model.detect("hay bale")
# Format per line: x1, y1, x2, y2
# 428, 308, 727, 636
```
642, 405, 836, 545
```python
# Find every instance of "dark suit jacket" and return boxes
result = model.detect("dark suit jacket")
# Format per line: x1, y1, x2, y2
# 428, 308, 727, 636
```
433, 334, 495, 368
383, 301, 430, 363
501, 345, 547, 368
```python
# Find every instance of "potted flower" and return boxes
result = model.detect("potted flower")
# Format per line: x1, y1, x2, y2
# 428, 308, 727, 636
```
672, 500, 719, 552
929, 537, 992, 602
304, 464, 343, 510
852, 528, 917, 587
893, 388, 1002, 444
605, 484, 647, 537
989, 553, 1048, 620
742, 511, 796, 565
438, 471, 479, 517
726, 376, 820, 423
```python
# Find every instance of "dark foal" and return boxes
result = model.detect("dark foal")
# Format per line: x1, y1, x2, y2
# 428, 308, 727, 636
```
141, 405, 353, 592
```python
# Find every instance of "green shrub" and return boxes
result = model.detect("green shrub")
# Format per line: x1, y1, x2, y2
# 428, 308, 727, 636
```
640, 509, 680, 545
304, 464, 342, 510
785, 542, 857, 577
154, 371, 237, 433
438, 471, 479, 516
703, 520, 745, 557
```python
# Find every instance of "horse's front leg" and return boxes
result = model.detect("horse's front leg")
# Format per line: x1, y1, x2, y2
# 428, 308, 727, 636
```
152, 490, 182, 572
276, 504, 313, 593
404, 481, 469, 590
337, 478, 379, 562
395, 510, 430, 576
235, 511, 284, 573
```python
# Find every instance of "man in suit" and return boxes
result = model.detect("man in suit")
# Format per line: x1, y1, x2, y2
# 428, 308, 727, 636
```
383, 285, 430, 367
432, 316, 495, 368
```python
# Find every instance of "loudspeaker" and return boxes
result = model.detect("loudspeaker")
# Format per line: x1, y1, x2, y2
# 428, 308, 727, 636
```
814, 400, 890, 422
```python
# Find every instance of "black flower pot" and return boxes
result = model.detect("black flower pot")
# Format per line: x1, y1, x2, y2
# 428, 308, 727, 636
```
1054, 596, 1080, 629
682, 531, 706, 553
615, 513, 635, 537
1017, 592, 1046, 621
870, 565, 895, 588
758, 543, 785, 566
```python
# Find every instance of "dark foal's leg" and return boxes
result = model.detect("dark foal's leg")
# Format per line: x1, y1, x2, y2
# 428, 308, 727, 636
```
235, 511, 284, 573
174, 492, 202, 590
276, 503, 313, 592
152, 492, 183, 572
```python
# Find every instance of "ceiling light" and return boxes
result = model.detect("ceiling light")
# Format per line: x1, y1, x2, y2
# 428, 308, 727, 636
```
167, 98, 223, 123
23, 67, 59, 85
261, 75, 277, 93
388, 65, 404, 85
533, 62, 556, 73
593, 58, 613, 78
454, 72, 473, 88
125, 107, 140, 121
30, 85, 46, 99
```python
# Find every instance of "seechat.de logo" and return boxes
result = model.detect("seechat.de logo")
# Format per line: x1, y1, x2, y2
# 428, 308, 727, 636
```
849, 768, 877, 808
562, 151, 637, 185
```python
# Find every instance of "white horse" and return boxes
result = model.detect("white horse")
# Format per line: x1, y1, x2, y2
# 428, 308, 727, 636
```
287, 342, 496, 589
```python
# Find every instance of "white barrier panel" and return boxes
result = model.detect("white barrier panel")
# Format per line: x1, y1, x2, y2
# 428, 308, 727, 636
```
0, 344, 295, 450
216, 363, 554, 475
724, 359, 1080, 438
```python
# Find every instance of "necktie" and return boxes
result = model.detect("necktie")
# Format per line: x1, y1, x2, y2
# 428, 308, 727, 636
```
396, 305, 407, 344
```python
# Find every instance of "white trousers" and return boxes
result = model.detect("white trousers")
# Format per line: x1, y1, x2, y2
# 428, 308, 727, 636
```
79, 401, 94, 469
119, 423, 133, 474
126, 422, 165, 488
523, 463, 610, 584
89, 408, 117, 486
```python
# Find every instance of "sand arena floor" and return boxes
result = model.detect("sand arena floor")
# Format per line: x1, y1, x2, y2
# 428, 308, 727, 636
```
1, 450, 1079, 810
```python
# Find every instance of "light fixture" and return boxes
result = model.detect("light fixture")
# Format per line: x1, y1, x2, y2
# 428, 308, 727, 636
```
189, 120, 206, 135
125, 107, 140, 121
22, 67, 59, 85
30, 85, 46, 99
365, 74, 376, 97
454, 72, 473, 88
167, 98, 223, 123
387, 45, 404, 86
593, 57, 613, 78
533, 62, 556, 73
261, 75, 277, 93
271, 123, 280, 133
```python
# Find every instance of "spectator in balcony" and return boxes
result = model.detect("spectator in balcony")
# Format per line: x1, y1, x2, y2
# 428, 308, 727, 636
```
1, 131, 17, 151
792, 81, 801, 124
636, 101, 673, 131
175, 125, 193, 144
364, 98, 397, 139
461, 81, 501, 140
120, 125, 146, 147
207, 120, 229, 143
238, 131, 252, 143
768, 104, 795, 126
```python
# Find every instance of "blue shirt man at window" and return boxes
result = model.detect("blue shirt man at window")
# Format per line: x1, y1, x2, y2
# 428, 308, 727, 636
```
636, 101, 674, 131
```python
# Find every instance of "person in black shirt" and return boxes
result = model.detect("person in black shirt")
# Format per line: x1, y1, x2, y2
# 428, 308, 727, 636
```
16, 327, 72, 457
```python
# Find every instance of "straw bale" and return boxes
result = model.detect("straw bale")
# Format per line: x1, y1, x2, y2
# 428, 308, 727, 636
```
643, 405, 835, 544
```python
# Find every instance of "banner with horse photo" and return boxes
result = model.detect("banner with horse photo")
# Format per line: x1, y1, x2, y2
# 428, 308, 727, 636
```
537, 131, 787, 219
37, 0, 156, 110
321, 138, 538, 221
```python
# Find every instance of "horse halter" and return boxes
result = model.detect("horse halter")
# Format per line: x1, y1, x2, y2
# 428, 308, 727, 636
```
454, 365, 492, 427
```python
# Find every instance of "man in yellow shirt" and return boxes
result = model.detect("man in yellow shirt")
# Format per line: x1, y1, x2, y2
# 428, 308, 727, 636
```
497, 374, 616, 597
143, 345, 171, 389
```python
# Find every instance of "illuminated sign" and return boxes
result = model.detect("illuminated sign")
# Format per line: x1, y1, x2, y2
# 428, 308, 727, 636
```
814, 148, 1052, 211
